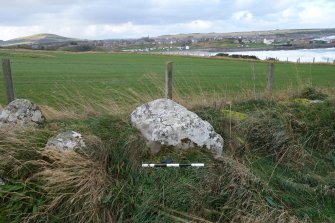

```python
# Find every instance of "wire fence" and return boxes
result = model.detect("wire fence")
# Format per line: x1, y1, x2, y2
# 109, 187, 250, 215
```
1, 55, 334, 106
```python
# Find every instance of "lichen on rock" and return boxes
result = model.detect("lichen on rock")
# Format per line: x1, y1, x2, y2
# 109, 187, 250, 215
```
0, 99, 45, 127
131, 98, 223, 157
46, 131, 86, 151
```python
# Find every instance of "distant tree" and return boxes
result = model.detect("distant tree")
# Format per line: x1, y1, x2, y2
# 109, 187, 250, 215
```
37, 45, 45, 50
141, 37, 155, 43
17, 44, 32, 49
216, 53, 229, 57
75, 44, 93, 51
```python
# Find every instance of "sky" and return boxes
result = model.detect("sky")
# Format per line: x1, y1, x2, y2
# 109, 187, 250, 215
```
0, 0, 334, 40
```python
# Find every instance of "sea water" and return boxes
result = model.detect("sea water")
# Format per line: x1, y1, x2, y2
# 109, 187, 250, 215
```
213, 47, 335, 63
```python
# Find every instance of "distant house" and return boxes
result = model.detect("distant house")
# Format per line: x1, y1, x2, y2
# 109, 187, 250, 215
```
272, 42, 291, 46
263, 38, 274, 45
311, 36, 335, 44
310, 39, 327, 44
292, 39, 310, 45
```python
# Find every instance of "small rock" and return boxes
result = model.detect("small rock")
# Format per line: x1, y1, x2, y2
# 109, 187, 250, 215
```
0, 178, 4, 186
131, 98, 223, 157
0, 99, 45, 127
292, 98, 324, 105
310, 100, 324, 104
31, 110, 43, 122
46, 131, 86, 151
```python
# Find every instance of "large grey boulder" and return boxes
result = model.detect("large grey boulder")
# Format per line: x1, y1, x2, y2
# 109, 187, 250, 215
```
0, 99, 45, 127
131, 98, 223, 157
46, 131, 86, 151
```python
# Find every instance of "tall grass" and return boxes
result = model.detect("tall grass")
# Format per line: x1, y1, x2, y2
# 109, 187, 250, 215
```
1, 49, 334, 106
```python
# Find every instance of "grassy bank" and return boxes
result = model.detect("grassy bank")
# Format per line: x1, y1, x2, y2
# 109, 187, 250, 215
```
1, 86, 335, 222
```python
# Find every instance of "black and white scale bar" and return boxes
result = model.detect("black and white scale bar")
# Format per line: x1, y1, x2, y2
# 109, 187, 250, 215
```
142, 163, 204, 168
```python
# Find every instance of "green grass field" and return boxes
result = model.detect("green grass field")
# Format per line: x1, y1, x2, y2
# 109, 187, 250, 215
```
0, 50, 334, 107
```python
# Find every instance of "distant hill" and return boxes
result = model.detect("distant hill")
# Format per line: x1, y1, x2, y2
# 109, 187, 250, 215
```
0, 34, 78, 46
0, 28, 334, 51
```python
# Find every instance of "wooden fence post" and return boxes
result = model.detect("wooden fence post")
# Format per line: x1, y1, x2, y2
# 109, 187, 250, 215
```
2, 59, 15, 103
267, 63, 274, 94
165, 61, 173, 99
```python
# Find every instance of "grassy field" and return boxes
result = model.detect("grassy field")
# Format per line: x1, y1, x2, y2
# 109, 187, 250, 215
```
0, 49, 334, 108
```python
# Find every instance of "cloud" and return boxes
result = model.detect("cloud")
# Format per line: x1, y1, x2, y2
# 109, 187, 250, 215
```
0, 0, 334, 40
281, 8, 297, 20
234, 0, 255, 9
0, 26, 45, 40
186, 20, 213, 30
232, 11, 253, 22
273, 0, 300, 9
298, 1, 334, 24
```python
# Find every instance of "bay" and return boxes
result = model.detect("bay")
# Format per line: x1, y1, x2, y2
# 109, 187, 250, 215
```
214, 47, 335, 63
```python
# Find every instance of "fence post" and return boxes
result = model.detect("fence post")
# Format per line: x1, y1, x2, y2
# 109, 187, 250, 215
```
266, 63, 274, 94
2, 59, 15, 103
165, 61, 173, 99
313, 57, 315, 63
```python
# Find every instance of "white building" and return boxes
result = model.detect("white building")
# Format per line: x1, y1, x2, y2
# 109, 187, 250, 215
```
263, 38, 274, 45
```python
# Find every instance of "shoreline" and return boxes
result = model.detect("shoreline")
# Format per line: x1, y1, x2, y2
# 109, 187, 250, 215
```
161, 46, 335, 63
206, 44, 335, 53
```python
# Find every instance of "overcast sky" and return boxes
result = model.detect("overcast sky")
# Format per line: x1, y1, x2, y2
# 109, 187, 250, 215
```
0, 0, 334, 40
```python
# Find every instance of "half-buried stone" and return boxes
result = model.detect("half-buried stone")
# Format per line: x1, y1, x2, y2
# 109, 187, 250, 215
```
46, 131, 86, 151
131, 98, 223, 157
0, 99, 45, 127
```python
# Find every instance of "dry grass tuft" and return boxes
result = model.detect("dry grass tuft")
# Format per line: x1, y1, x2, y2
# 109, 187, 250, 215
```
37, 75, 330, 123
244, 108, 307, 164
0, 127, 51, 179
39, 105, 80, 120
27, 149, 114, 223
207, 157, 304, 223
0, 126, 114, 223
